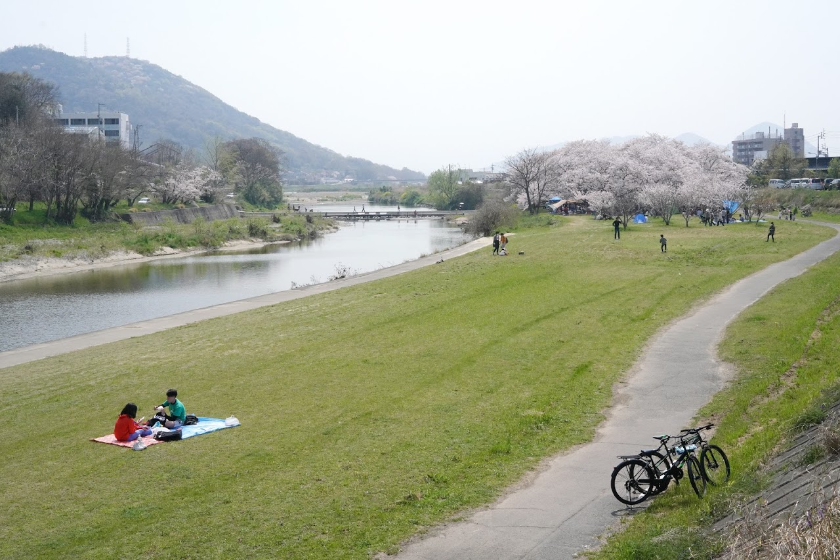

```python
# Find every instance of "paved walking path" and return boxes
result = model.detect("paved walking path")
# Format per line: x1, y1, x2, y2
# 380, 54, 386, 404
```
0, 238, 490, 370
396, 221, 840, 560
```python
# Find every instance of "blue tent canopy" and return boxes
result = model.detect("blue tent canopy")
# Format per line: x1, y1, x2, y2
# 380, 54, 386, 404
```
548, 196, 562, 203
633, 214, 647, 223
723, 200, 739, 213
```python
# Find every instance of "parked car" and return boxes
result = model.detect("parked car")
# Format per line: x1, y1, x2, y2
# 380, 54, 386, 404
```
804, 178, 825, 190
137, 197, 150, 204
787, 178, 809, 188
225, 193, 235, 199
826, 179, 840, 190
769, 179, 786, 188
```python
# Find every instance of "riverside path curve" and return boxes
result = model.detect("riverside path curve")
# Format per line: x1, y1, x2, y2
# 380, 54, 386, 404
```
0, 237, 490, 370
394, 220, 840, 560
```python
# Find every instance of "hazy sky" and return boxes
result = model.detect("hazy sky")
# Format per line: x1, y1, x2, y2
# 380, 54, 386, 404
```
2, 0, 837, 173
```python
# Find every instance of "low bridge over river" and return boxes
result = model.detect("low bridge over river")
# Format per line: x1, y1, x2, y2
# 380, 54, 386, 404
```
240, 210, 467, 221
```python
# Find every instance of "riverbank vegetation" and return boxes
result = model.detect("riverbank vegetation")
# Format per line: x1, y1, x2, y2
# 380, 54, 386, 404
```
0, 203, 334, 265
0, 216, 833, 559
591, 242, 840, 559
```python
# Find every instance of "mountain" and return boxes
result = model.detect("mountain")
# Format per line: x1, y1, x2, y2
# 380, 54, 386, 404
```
0, 45, 425, 184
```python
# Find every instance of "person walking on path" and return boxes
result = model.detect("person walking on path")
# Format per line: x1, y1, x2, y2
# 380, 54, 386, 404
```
612, 217, 622, 240
492, 231, 500, 255
767, 221, 776, 242
499, 232, 508, 253
660, 234, 667, 252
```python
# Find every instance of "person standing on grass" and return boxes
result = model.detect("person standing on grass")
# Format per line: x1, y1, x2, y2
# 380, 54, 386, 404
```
492, 231, 500, 255
612, 217, 622, 239
500, 232, 508, 253
114, 403, 153, 442
767, 222, 775, 242
660, 234, 667, 253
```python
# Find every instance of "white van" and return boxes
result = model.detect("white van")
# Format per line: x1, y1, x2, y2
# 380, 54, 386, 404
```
769, 179, 785, 188
804, 178, 824, 190
788, 178, 809, 188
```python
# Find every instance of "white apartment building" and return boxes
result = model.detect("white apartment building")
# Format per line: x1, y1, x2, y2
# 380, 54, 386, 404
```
54, 110, 131, 149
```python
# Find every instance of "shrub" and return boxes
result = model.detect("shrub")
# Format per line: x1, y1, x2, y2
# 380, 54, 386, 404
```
467, 199, 519, 236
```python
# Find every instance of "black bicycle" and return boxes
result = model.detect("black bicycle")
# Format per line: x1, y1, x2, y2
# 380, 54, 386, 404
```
610, 433, 705, 505
610, 455, 657, 505
641, 433, 705, 499
678, 424, 730, 486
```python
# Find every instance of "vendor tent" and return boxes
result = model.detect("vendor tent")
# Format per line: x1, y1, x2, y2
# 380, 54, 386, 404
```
633, 213, 647, 223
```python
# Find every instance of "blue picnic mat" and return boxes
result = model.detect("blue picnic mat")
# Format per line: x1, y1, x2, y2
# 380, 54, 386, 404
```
179, 417, 239, 439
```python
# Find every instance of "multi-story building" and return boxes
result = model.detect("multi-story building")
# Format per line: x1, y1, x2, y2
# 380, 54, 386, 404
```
54, 110, 131, 149
784, 123, 805, 158
732, 123, 805, 166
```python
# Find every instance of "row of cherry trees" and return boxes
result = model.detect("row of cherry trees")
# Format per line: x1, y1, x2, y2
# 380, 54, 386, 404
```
505, 135, 754, 227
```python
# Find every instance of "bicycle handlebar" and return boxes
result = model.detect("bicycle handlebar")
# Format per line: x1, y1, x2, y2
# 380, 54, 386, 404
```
678, 423, 714, 434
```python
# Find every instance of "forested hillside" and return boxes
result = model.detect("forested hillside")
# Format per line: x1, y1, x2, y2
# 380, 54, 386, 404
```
0, 45, 425, 183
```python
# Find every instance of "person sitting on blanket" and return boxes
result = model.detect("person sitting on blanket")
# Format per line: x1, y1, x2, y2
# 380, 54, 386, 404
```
154, 388, 187, 429
114, 403, 153, 442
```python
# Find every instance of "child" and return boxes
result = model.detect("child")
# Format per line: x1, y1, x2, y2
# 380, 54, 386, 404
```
660, 234, 667, 253
155, 388, 187, 429
114, 403, 153, 442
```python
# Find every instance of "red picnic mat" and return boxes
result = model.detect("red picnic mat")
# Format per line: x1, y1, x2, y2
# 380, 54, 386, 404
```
91, 433, 163, 448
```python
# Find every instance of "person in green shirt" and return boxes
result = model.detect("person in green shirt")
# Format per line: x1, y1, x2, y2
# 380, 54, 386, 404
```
155, 388, 187, 428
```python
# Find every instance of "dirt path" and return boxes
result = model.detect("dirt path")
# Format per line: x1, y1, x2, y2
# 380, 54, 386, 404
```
394, 221, 840, 560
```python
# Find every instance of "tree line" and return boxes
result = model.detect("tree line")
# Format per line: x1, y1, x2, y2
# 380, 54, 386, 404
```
0, 71, 285, 225
503, 135, 757, 227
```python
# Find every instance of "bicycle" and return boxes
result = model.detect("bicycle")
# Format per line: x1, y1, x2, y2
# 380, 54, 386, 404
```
678, 423, 730, 486
641, 433, 705, 499
610, 433, 705, 505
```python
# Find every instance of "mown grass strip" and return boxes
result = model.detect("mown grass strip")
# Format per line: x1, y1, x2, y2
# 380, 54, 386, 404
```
0, 217, 833, 559
592, 240, 840, 559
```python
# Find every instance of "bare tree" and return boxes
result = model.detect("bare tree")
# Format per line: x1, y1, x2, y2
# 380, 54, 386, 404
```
505, 148, 558, 214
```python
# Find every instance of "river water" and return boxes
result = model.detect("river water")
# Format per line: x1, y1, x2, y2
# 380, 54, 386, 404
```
0, 205, 472, 352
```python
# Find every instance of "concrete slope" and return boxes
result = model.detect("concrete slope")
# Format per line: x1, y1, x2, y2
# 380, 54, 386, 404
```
0, 238, 489, 370
395, 222, 840, 560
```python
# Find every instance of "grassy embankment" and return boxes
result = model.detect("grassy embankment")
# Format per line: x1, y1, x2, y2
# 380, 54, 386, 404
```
0, 216, 833, 559
593, 233, 840, 558
0, 202, 334, 263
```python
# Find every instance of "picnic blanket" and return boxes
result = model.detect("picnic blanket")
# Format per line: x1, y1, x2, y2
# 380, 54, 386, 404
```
91, 417, 239, 448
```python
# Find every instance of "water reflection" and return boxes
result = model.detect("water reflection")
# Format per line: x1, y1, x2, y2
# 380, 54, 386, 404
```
0, 217, 472, 351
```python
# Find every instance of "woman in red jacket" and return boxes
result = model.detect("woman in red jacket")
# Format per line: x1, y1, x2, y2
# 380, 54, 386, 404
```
114, 403, 153, 442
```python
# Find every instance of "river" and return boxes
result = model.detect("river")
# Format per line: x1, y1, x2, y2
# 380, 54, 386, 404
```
0, 205, 472, 352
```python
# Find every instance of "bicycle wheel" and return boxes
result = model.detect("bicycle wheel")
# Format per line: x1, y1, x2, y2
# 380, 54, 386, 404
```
686, 455, 706, 498
611, 459, 656, 505
642, 451, 671, 495
700, 445, 730, 486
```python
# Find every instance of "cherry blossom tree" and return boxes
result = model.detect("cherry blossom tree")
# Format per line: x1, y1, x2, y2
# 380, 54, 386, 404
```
153, 164, 219, 205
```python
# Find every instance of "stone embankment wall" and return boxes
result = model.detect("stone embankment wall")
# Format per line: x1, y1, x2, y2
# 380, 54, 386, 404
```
121, 204, 239, 225
714, 400, 840, 555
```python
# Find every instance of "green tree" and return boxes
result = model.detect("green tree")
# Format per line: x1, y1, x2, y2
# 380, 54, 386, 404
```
828, 158, 840, 179
427, 165, 459, 210
757, 143, 806, 181
0, 72, 57, 126
221, 138, 283, 208
399, 188, 424, 207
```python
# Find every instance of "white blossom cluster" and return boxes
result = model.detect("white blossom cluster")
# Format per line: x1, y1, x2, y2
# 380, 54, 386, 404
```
505, 135, 751, 226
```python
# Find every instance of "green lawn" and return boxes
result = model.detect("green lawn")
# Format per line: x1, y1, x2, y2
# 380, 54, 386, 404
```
0, 216, 833, 559
592, 231, 840, 559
